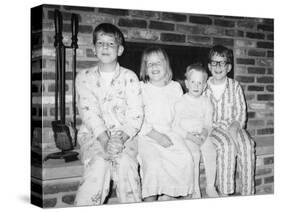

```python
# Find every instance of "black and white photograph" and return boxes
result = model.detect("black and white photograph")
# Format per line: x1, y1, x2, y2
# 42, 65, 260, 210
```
1, 0, 279, 211
30, 2, 275, 209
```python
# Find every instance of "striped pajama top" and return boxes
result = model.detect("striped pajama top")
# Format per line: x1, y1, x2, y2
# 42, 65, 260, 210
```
204, 77, 247, 130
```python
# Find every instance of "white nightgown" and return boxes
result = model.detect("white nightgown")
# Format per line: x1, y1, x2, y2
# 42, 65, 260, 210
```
138, 81, 194, 198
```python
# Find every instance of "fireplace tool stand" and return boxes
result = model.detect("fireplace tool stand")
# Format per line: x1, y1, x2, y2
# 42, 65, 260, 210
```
44, 10, 79, 162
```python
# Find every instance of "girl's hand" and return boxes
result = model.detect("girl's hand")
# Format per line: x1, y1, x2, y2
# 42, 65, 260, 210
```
157, 133, 173, 148
147, 129, 173, 148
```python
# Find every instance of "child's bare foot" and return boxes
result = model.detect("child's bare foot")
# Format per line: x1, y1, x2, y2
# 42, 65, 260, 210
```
158, 194, 176, 201
206, 186, 219, 198
192, 189, 201, 199
143, 195, 157, 202
219, 192, 229, 197
177, 194, 192, 200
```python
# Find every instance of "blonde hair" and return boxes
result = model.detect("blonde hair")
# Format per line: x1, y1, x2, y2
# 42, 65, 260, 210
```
185, 63, 208, 83
139, 47, 173, 84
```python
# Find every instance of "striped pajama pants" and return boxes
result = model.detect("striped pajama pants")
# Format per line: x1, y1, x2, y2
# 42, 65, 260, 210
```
210, 127, 255, 195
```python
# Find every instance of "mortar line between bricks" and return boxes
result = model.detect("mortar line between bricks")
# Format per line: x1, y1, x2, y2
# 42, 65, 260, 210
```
41, 176, 82, 182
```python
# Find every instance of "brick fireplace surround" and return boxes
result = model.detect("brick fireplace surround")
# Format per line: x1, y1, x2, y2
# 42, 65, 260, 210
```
31, 4, 274, 208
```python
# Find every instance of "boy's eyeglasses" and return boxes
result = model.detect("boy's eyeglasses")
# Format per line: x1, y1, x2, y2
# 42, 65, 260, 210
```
95, 41, 118, 48
210, 60, 228, 67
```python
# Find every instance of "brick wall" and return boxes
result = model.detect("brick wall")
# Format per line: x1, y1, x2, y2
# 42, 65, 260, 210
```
31, 4, 274, 208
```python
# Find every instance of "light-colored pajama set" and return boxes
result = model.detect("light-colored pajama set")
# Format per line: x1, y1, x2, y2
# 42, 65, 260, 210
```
173, 94, 217, 197
204, 77, 255, 195
74, 64, 144, 205
138, 81, 194, 198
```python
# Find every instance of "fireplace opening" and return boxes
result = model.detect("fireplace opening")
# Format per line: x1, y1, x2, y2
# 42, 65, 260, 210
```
119, 42, 234, 92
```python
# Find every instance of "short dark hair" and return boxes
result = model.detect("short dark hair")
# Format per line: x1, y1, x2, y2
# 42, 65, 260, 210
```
208, 45, 233, 64
93, 23, 125, 46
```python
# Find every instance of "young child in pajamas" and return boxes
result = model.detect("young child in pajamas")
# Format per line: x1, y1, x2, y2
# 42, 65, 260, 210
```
204, 45, 255, 196
74, 23, 144, 206
137, 47, 194, 202
173, 64, 218, 198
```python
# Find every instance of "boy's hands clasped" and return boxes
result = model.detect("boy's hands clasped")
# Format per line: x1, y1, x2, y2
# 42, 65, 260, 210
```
107, 130, 129, 160
97, 130, 130, 161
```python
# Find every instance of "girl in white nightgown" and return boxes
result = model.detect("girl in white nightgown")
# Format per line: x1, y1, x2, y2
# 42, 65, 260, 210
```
137, 47, 194, 201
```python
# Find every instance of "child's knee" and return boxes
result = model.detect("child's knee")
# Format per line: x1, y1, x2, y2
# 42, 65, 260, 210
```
86, 156, 108, 170
238, 129, 255, 153
238, 129, 254, 144
185, 142, 200, 161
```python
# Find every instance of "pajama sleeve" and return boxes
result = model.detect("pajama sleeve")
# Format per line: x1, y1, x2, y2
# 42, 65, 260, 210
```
121, 71, 144, 138
172, 100, 187, 138
174, 81, 184, 99
76, 70, 107, 139
138, 116, 153, 136
234, 82, 247, 129
138, 82, 153, 136
170, 81, 184, 124
203, 97, 214, 134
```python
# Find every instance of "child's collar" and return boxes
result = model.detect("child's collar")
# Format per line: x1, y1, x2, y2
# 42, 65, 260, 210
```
206, 77, 230, 99
96, 62, 121, 79
208, 77, 229, 88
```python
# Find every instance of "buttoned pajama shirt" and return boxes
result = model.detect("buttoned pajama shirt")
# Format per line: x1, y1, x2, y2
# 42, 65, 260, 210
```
74, 64, 143, 205
204, 77, 255, 195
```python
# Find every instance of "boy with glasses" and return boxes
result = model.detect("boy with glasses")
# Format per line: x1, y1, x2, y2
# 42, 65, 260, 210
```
204, 45, 255, 196
74, 23, 143, 205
